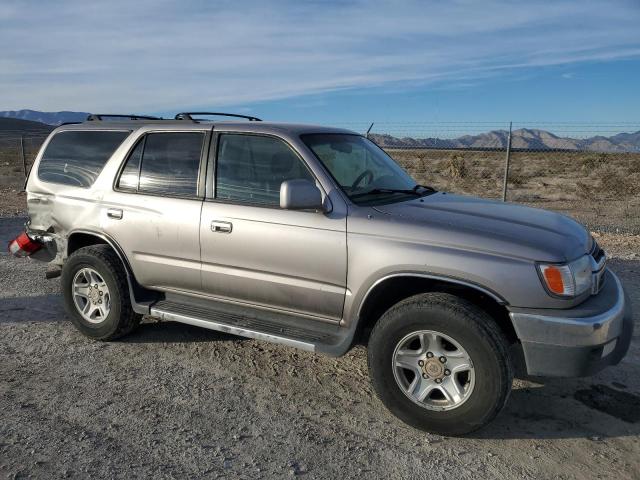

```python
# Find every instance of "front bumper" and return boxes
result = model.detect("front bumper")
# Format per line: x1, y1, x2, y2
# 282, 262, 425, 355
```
509, 270, 633, 377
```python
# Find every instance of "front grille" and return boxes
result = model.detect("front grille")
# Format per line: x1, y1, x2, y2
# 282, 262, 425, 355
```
591, 241, 605, 264
590, 238, 606, 295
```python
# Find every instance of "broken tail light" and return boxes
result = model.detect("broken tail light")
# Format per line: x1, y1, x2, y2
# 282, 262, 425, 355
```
8, 232, 43, 257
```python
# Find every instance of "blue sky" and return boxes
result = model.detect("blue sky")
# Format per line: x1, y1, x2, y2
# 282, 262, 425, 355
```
1, 0, 639, 134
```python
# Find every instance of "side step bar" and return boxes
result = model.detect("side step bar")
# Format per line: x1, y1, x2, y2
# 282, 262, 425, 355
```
149, 299, 347, 354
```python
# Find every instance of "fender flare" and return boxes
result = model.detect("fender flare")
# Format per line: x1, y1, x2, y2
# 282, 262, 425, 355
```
354, 272, 507, 321
66, 229, 158, 314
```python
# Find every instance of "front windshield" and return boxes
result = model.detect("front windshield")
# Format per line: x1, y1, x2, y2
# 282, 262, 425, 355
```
302, 134, 425, 204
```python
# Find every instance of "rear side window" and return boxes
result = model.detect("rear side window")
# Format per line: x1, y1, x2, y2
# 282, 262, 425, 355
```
117, 132, 205, 197
38, 131, 130, 187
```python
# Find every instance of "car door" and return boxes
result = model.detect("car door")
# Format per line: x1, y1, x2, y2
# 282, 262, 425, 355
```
199, 132, 347, 321
102, 130, 208, 292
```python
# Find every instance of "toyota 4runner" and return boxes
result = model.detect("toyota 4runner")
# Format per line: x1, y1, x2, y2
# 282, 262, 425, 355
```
11, 112, 633, 435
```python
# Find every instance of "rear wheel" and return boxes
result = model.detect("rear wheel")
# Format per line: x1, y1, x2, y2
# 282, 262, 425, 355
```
368, 292, 513, 436
61, 245, 141, 340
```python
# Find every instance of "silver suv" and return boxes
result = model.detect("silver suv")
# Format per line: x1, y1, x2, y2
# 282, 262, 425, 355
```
13, 112, 633, 435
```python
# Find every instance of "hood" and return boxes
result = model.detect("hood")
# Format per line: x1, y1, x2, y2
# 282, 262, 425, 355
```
372, 193, 591, 263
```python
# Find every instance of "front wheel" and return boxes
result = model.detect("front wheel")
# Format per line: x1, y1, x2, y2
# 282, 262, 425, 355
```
368, 292, 513, 436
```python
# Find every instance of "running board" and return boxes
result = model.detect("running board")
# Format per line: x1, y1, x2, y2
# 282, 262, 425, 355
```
149, 299, 346, 353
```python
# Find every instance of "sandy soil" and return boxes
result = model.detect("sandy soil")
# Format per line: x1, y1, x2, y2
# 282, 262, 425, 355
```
0, 216, 639, 479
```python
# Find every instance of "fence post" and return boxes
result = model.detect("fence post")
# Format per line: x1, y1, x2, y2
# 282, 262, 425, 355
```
366, 122, 374, 139
502, 122, 512, 202
20, 135, 27, 177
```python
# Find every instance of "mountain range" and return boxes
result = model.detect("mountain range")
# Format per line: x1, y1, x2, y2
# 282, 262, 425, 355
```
370, 128, 640, 152
0, 109, 89, 125
1, 110, 639, 152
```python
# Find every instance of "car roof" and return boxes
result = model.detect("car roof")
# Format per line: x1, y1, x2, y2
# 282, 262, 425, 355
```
53, 120, 359, 137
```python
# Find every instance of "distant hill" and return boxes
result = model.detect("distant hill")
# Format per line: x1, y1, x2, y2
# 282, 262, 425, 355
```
370, 128, 640, 152
0, 117, 53, 133
0, 109, 89, 125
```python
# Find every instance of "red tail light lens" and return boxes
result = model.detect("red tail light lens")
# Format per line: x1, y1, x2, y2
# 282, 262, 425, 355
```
7, 232, 43, 257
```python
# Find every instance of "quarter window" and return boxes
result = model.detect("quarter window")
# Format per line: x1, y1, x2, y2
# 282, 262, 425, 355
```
117, 137, 143, 191
38, 130, 130, 187
216, 134, 314, 206
117, 132, 205, 197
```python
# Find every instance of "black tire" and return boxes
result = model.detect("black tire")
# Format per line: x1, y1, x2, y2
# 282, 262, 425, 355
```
61, 245, 141, 340
368, 292, 513, 436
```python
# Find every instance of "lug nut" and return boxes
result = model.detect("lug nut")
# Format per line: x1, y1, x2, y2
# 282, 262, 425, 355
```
422, 373, 428, 379
439, 356, 446, 363
444, 369, 451, 376
435, 378, 442, 384
95, 284, 98, 288
426, 352, 434, 358
98, 300, 102, 304
99, 291, 103, 296
418, 360, 424, 367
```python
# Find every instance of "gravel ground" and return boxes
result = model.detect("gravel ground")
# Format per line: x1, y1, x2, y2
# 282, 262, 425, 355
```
1, 216, 639, 480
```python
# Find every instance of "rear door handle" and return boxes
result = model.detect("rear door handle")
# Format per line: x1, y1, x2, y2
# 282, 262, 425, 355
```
211, 221, 232, 233
107, 208, 123, 220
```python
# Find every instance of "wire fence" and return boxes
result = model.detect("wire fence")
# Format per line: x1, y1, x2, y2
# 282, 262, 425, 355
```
0, 132, 50, 182
1, 122, 639, 234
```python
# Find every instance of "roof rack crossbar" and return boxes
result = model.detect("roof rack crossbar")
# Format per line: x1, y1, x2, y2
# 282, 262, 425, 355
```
86, 114, 162, 121
175, 112, 262, 122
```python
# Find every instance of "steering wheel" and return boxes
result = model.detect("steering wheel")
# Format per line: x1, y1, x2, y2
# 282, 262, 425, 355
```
351, 170, 374, 190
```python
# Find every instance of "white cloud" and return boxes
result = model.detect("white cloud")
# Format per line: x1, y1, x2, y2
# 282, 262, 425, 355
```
0, 0, 638, 111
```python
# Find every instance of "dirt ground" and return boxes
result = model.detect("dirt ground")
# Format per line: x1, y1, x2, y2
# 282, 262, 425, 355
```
1, 215, 639, 480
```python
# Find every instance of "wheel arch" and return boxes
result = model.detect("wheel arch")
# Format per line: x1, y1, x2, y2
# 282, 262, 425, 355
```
354, 274, 518, 347
66, 230, 158, 313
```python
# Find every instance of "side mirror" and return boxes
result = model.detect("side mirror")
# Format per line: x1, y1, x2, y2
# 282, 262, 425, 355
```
280, 179, 325, 211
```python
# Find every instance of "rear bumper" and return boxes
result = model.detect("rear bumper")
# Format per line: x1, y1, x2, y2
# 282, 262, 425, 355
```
509, 270, 633, 377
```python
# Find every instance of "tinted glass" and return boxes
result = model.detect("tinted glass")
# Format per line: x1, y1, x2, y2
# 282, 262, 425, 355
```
117, 137, 143, 191
38, 131, 130, 187
138, 132, 204, 196
216, 134, 314, 206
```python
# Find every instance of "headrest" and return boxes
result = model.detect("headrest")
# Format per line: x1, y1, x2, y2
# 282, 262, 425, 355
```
270, 153, 294, 174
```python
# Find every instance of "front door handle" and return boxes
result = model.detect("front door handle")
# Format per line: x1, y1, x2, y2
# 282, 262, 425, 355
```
211, 221, 232, 233
107, 208, 123, 220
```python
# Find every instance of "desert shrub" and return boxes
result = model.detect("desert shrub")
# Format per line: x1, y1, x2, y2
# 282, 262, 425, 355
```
581, 153, 608, 172
626, 159, 640, 175
509, 174, 525, 187
599, 169, 640, 199
479, 168, 493, 179
445, 154, 467, 179
575, 181, 591, 199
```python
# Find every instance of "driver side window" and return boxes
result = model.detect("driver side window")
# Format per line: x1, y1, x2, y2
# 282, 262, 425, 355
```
215, 134, 315, 206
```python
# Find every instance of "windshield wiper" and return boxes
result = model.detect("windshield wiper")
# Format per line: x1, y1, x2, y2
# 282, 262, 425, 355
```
350, 188, 423, 199
413, 184, 437, 193
351, 184, 438, 200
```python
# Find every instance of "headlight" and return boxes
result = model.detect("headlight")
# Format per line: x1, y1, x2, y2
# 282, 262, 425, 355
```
538, 255, 592, 297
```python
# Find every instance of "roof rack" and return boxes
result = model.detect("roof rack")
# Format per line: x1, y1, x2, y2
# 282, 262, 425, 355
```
86, 114, 162, 121
175, 112, 262, 122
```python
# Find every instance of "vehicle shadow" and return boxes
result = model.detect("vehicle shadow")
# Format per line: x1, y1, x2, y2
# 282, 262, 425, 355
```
122, 320, 242, 344
467, 376, 640, 440
0, 293, 242, 344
